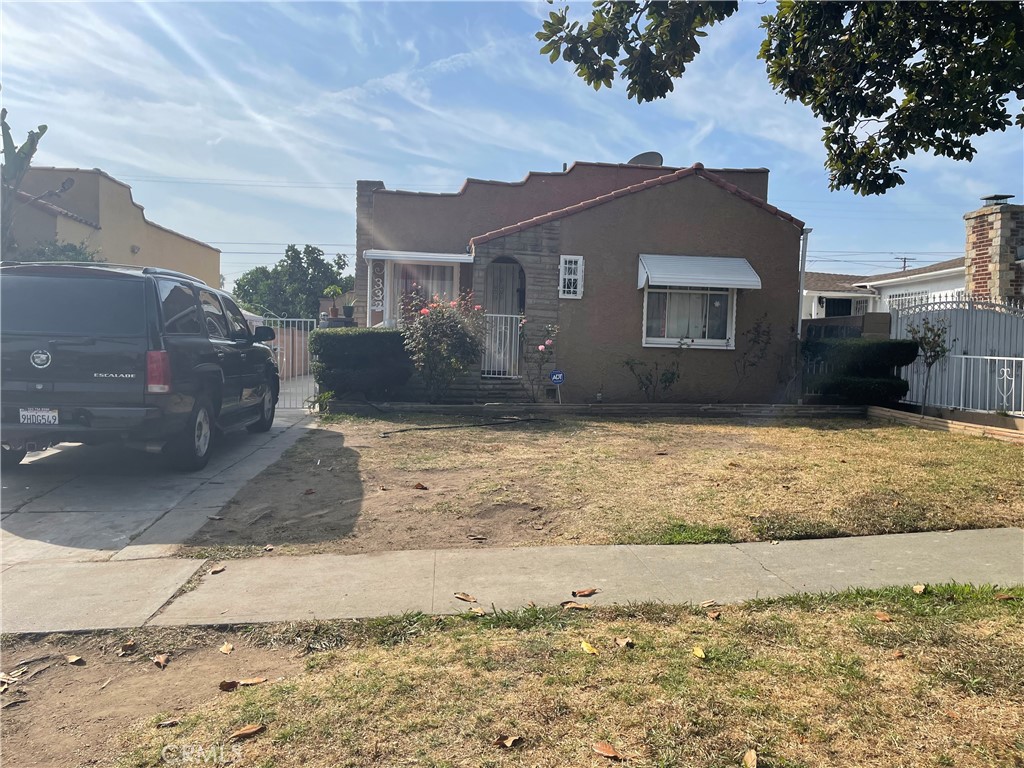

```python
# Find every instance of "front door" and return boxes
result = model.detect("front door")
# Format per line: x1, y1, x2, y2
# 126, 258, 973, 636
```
482, 260, 525, 377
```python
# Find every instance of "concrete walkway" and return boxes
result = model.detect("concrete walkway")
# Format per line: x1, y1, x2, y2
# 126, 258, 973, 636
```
3, 528, 1021, 633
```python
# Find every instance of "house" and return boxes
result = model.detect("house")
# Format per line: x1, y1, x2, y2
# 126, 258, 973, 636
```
355, 160, 807, 403
9, 167, 220, 287
802, 194, 1024, 318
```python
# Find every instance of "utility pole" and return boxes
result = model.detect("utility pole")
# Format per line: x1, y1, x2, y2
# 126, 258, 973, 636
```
897, 256, 918, 271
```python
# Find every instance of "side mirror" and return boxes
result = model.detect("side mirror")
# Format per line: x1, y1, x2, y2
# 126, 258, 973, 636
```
253, 325, 276, 342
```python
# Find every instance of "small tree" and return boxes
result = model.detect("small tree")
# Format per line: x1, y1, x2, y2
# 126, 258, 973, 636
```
324, 284, 344, 316
520, 321, 558, 402
402, 293, 485, 402
1, 103, 49, 257
13, 239, 100, 263
907, 317, 953, 415
622, 357, 680, 402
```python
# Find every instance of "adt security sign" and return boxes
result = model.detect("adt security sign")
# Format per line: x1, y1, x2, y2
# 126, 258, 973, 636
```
549, 370, 565, 385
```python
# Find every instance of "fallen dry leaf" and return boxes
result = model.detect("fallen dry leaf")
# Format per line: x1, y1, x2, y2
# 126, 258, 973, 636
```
469, 607, 487, 616
912, 584, 926, 594
994, 593, 1018, 601
525, 600, 536, 608
152, 654, 170, 669
655, 451, 668, 455
699, 599, 718, 609
219, 642, 234, 655
581, 640, 599, 656
210, 565, 226, 575
706, 610, 722, 621
239, 677, 267, 686
156, 719, 179, 729
302, 488, 316, 495
467, 534, 487, 541
742, 748, 758, 767
228, 723, 265, 741
207, 515, 224, 521
99, 677, 111, 690
593, 741, 624, 760
892, 650, 906, 660
413, 482, 429, 490
492, 735, 524, 749
560, 601, 591, 611
0, 682, 8, 694
874, 611, 894, 623
219, 680, 239, 692
453, 592, 476, 603
614, 637, 635, 649
116, 641, 136, 657
263, 545, 274, 552
65, 655, 84, 665
572, 587, 600, 598
692, 646, 706, 659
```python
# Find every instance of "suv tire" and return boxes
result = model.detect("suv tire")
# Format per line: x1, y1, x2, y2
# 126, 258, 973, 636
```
247, 387, 277, 433
1, 445, 28, 469
168, 395, 215, 471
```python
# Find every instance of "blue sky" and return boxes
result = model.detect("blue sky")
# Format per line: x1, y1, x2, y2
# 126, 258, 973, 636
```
3, 1, 1022, 288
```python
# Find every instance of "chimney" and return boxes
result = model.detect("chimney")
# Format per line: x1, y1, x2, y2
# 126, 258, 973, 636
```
964, 194, 1024, 301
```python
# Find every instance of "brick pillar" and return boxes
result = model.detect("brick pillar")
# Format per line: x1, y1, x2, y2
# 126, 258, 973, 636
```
354, 180, 384, 327
963, 203, 1024, 301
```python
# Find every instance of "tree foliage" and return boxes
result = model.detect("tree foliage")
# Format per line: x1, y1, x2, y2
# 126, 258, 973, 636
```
402, 293, 485, 402
537, 1, 1024, 195
11, 240, 101, 263
232, 244, 351, 318
1, 101, 49, 256
907, 317, 953, 415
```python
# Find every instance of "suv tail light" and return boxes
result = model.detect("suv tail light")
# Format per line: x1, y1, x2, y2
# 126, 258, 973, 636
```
146, 350, 172, 394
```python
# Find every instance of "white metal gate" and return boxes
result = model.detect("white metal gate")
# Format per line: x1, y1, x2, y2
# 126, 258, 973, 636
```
482, 313, 523, 378
261, 317, 317, 409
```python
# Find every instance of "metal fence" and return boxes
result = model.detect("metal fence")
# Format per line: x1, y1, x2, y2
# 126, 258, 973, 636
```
261, 317, 317, 409
481, 314, 523, 378
892, 297, 1024, 415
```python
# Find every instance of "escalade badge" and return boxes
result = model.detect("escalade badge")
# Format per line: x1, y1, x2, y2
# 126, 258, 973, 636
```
30, 350, 52, 369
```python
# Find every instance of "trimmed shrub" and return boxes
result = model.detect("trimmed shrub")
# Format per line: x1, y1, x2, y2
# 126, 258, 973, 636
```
803, 338, 919, 376
819, 376, 910, 406
309, 328, 412, 399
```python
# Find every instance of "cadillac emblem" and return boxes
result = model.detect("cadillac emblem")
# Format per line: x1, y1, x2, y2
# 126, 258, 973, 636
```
30, 350, 52, 369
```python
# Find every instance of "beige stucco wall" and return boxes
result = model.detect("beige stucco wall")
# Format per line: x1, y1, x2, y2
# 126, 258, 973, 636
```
18, 169, 220, 286
473, 175, 803, 403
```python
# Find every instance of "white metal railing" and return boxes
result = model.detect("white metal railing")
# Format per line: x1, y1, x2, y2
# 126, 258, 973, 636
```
481, 314, 523, 378
904, 354, 1024, 416
261, 317, 318, 408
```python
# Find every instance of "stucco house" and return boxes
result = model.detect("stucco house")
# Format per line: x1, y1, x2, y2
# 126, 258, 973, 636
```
803, 194, 1023, 318
9, 167, 220, 287
355, 160, 807, 403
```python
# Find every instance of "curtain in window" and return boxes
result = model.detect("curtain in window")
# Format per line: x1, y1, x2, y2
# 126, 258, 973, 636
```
646, 289, 729, 340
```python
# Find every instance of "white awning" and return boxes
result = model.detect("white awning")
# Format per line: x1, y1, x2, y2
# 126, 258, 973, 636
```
637, 254, 762, 290
363, 249, 473, 264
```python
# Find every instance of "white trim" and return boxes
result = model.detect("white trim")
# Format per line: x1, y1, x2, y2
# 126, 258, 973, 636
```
855, 266, 964, 288
363, 249, 473, 264
637, 254, 762, 290
559, 254, 584, 299
641, 285, 736, 350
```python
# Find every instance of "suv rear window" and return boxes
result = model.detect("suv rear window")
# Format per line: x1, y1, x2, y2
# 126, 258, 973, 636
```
0, 275, 146, 336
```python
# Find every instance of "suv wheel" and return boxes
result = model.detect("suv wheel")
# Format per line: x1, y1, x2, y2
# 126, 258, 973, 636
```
247, 386, 277, 433
1, 445, 28, 469
168, 396, 215, 471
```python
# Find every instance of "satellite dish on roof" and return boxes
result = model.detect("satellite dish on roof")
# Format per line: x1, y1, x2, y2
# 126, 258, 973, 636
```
627, 151, 663, 166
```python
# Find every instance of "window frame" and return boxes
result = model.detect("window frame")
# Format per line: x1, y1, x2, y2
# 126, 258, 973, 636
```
559, 254, 584, 299
641, 285, 736, 349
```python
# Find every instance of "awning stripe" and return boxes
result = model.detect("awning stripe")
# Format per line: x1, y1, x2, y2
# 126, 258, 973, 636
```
637, 254, 762, 290
363, 249, 473, 264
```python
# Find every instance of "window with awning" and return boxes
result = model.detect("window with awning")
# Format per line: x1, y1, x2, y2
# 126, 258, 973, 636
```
637, 255, 762, 349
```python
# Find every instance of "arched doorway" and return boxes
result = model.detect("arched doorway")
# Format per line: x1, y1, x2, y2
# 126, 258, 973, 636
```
482, 257, 526, 377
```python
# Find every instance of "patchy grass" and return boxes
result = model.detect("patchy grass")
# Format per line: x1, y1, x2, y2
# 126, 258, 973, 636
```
182, 416, 1024, 557
103, 585, 1024, 768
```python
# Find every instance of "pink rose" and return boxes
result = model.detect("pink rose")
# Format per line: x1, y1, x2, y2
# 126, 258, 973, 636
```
545, 339, 554, 346
537, 344, 545, 352
473, 305, 482, 311
420, 308, 430, 315
450, 301, 458, 308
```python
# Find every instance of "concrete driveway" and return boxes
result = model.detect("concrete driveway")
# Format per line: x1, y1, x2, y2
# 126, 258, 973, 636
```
1, 410, 310, 567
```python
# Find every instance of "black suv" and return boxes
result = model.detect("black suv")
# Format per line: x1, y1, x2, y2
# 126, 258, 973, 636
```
1, 262, 280, 471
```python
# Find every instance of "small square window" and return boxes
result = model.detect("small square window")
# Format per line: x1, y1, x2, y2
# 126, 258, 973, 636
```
559, 255, 584, 299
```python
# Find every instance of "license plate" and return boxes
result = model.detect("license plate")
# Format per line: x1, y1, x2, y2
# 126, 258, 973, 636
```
19, 408, 59, 425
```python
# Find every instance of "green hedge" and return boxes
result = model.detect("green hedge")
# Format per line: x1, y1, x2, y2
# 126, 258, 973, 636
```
309, 328, 413, 399
819, 376, 910, 406
803, 338, 919, 376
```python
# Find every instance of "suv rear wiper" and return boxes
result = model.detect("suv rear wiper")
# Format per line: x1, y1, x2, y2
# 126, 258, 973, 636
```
48, 337, 97, 347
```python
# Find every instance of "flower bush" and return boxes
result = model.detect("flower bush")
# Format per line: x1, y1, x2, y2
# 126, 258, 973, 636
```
520, 320, 559, 402
402, 291, 485, 402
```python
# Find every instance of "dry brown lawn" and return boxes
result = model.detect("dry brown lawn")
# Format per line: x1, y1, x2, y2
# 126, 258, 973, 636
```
182, 415, 1023, 558
5, 585, 1018, 768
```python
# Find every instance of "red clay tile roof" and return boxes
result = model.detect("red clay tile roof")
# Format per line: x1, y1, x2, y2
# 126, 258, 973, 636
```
854, 257, 965, 284
15, 189, 100, 229
468, 163, 804, 246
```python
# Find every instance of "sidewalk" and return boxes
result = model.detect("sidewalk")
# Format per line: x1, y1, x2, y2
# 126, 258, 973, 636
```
3, 528, 1021, 633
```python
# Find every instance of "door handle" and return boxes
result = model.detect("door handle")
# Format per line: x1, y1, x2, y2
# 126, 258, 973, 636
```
217, 352, 225, 360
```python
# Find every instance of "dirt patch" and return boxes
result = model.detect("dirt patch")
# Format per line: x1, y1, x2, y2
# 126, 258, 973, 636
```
0, 630, 300, 768
179, 415, 1024, 559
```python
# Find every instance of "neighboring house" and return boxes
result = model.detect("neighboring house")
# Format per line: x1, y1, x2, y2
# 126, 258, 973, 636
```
9, 167, 220, 287
355, 160, 807, 403
803, 194, 1023, 318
